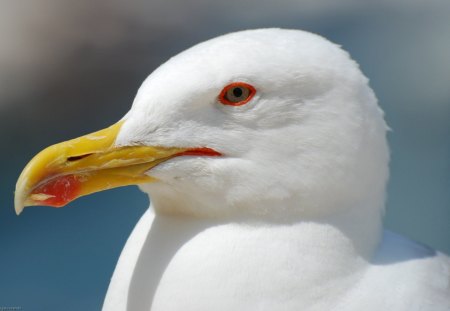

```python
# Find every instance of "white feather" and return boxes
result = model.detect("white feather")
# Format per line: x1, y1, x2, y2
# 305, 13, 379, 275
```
103, 29, 450, 310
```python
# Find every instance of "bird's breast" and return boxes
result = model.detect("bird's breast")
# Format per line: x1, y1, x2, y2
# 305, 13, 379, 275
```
117, 211, 367, 311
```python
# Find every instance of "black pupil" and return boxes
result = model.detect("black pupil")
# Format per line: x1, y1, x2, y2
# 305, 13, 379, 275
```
232, 87, 243, 98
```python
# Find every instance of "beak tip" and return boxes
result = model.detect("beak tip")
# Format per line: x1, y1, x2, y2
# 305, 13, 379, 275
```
14, 188, 26, 216
14, 199, 24, 215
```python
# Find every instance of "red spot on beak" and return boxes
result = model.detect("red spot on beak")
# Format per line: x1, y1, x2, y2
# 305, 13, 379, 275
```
31, 175, 81, 207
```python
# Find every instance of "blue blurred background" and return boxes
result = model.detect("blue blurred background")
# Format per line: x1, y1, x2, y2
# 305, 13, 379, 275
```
1, 0, 449, 309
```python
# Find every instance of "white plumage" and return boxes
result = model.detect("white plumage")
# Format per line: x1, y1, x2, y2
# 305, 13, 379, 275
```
102, 29, 450, 310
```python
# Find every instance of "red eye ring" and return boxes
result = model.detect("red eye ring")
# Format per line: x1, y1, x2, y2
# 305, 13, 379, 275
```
218, 82, 256, 106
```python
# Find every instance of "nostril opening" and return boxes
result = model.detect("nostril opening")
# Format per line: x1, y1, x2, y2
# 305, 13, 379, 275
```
67, 153, 93, 162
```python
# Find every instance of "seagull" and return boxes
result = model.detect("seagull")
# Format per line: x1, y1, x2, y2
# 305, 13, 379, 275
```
15, 29, 450, 310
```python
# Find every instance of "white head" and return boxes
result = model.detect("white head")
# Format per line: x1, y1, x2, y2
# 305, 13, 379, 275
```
115, 28, 389, 219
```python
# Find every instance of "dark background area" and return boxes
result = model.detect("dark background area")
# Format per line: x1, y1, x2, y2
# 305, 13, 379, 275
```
1, 1, 449, 309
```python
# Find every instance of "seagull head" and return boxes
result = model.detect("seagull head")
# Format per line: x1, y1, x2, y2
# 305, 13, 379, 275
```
15, 29, 389, 220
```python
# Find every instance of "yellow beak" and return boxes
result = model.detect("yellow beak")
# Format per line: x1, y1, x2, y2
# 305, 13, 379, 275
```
14, 121, 187, 215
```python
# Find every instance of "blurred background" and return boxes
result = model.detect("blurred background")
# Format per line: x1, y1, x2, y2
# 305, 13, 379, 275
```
1, 0, 449, 309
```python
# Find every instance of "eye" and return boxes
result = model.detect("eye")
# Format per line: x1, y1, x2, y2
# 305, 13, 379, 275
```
218, 82, 256, 106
